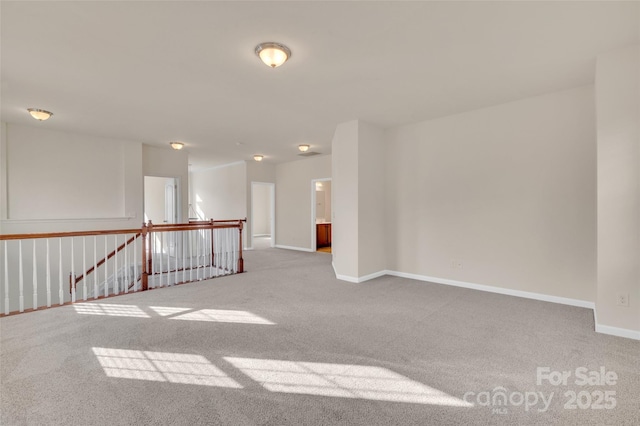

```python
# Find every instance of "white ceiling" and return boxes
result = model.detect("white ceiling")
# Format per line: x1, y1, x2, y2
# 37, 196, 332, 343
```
1, 1, 638, 169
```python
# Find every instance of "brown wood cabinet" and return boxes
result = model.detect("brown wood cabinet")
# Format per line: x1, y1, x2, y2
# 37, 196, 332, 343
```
316, 223, 332, 248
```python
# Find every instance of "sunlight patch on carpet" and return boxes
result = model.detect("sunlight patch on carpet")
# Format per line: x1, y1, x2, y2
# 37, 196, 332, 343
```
148, 306, 192, 316
224, 357, 472, 406
93, 347, 242, 388
74, 303, 149, 318
170, 309, 275, 324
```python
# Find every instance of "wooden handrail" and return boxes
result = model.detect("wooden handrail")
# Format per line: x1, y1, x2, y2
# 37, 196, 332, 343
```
0, 220, 247, 240
187, 218, 247, 224
0, 228, 142, 241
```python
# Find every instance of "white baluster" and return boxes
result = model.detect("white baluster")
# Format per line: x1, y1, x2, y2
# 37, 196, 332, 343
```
228, 228, 232, 274
218, 229, 223, 275
174, 231, 178, 286
208, 229, 213, 279
18, 240, 24, 312
189, 230, 193, 282
159, 232, 164, 287
124, 235, 129, 293
182, 232, 187, 283
46, 239, 51, 308
114, 235, 119, 295
214, 229, 219, 277
133, 235, 138, 291
230, 229, 235, 274
234, 227, 239, 273
93, 236, 98, 299
196, 230, 200, 281
32, 240, 38, 310
19, 241, 24, 312
58, 239, 63, 305
71, 238, 76, 303
82, 237, 87, 301
4, 241, 9, 314
104, 237, 108, 298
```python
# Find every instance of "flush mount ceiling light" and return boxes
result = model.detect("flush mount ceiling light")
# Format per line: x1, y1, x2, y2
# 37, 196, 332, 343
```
298, 144, 310, 152
253, 154, 264, 162
170, 142, 185, 150
255, 42, 291, 68
27, 108, 53, 121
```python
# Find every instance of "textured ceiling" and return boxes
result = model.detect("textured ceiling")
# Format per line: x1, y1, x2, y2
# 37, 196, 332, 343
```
1, 1, 638, 169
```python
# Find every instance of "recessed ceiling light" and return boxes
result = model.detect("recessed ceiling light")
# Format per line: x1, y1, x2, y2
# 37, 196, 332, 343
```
27, 108, 53, 121
253, 154, 264, 162
170, 142, 185, 150
298, 144, 310, 152
255, 42, 291, 68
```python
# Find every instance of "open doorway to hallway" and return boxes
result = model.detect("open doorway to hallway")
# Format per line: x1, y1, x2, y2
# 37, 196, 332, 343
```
251, 182, 275, 249
144, 176, 180, 225
312, 178, 332, 253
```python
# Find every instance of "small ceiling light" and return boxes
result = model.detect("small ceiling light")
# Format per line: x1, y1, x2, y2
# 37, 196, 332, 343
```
298, 144, 310, 152
253, 155, 264, 162
255, 42, 291, 68
170, 142, 185, 150
27, 108, 53, 121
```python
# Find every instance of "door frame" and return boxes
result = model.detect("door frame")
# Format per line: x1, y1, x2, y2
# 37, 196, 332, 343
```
311, 178, 332, 251
250, 182, 275, 249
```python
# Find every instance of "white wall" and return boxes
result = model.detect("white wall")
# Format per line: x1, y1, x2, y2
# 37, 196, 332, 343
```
386, 86, 597, 302
191, 162, 247, 221
332, 120, 386, 280
7, 124, 124, 219
142, 144, 188, 223
595, 45, 640, 334
358, 122, 386, 277
332, 121, 360, 276
275, 155, 331, 250
0, 123, 143, 233
252, 184, 271, 236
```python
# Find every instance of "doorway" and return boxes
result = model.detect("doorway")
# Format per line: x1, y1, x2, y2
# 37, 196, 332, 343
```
251, 182, 275, 249
144, 176, 180, 257
144, 176, 180, 224
311, 178, 332, 253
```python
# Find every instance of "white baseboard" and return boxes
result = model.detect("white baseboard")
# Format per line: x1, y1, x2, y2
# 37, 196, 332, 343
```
274, 244, 314, 253
593, 308, 640, 340
384, 270, 640, 341
335, 274, 360, 283
335, 270, 386, 283
385, 270, 595, 309
329, 266, 639, 340
595, 323, 640, 340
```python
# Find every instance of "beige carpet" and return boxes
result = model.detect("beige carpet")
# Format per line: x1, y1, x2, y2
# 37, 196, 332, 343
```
1, 246, 638, 425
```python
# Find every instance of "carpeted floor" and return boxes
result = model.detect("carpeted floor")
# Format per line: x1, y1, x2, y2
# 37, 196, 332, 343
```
1, 246, 638, 425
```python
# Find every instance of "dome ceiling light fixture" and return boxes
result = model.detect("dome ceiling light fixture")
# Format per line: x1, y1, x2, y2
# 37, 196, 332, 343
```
255, 42, 291, 68
170, 141, 185, 150
298, 144, 310, 152
27, 108, 53, 121
253, 154, 264, 162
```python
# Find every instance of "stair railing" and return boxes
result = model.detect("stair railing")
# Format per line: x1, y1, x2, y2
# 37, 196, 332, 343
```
0, 218, 245, 315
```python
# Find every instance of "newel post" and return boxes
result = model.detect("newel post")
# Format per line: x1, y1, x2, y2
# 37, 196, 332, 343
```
237, 220, 244, 273
141, 223, 149, 291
